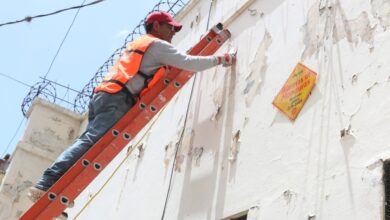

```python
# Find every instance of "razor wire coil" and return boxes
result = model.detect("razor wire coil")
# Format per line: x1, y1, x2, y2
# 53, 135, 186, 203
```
21, 0, 189, 117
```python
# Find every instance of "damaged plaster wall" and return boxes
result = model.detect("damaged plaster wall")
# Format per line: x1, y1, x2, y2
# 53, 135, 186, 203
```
68, 0, 390, 219
8, 0, 389, 219
0, 98, 85, 219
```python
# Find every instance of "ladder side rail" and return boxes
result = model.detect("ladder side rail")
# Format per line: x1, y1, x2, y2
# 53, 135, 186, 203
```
36, 30, 231, 219
21, 28, 229, 220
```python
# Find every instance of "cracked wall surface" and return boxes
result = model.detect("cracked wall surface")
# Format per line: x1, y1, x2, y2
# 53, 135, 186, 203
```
0, 98, 84, 220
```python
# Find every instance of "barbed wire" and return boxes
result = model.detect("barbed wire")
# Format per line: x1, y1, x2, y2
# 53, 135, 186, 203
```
21, 0, 189, 117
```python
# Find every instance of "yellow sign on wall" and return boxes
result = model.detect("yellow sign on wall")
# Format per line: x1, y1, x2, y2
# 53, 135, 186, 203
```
272, 63, 317, 120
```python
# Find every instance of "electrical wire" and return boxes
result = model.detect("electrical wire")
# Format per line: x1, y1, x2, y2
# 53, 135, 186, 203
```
0, 0, 105, 28
160, 1, 215, 218
43, 0, 87, 79
160, 79, 195, 220
0, 72, 80, 107
0, 72, 32, 88
2, 117, 26, 156
73, 104, 168, 219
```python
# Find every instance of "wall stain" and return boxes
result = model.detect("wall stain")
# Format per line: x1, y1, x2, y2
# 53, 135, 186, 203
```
174, 154, 185, 172
192, 147, 204, 167
211, 87, 224, 121
245, 31, 272, 107
163, 143, 173, 179
68, 128, 75, 140
135, 144, 144, 158
371, 0, 390, 30
29, 128, 65, 153
302, 0, 376, 60
229, 130, 241, 162
282, 189, 297, 215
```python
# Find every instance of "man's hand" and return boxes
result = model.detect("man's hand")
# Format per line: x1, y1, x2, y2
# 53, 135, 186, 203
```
217, 52, 236, 67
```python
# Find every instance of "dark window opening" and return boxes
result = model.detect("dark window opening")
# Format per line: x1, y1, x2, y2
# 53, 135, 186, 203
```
231, 214, 247, 220
384, 160, 390, 220
224, 212, 247, 220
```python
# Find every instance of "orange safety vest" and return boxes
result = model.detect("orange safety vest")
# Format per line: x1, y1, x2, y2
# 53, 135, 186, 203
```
94, 34, 166, 97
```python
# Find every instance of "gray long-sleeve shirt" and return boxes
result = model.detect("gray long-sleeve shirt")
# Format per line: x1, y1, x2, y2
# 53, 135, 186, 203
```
125, 38, 218, 95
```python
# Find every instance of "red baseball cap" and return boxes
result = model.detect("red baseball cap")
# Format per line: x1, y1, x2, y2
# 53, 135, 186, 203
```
145, 11, 182, 32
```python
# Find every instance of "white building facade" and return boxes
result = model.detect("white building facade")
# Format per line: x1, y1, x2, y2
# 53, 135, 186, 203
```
1, 0, 390, 219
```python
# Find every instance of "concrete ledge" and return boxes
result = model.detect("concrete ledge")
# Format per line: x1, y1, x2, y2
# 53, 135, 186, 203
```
26, 98, 86, 120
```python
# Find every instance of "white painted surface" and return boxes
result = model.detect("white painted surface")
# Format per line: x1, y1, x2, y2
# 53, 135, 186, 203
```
4, 0, 390, 219
67, 0, 390, 219
65, 0, 390, 219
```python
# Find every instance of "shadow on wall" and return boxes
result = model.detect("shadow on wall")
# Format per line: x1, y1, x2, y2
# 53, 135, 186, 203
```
174, 70, 228, 220
174, 1, 288, 219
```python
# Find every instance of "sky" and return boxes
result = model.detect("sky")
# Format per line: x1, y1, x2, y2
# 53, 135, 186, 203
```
0, 0, 166, 157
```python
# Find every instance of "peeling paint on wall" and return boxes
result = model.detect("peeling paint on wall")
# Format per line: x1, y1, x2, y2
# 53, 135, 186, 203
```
245, 31, 272, 107
302, 0, 376, 59
67, 128, 75, 140
29, 128, 64, 152
371, 0, 390, 29
174, 154, 185, 172
247, 205, 260, 220
192, 147, 204, 167
282, 189, 297, 214
228, 130, 241, 162
333, 11, 375, 46
180, 129, 195, 156
340, 124, 354, 138
0, 170, 32, 219
2, 180, 32, 203
11, 1, 390, 219
211, 87, 224, 121
163, 143, 173, 172
126, 145, 133, 156
135, 144, 145, 158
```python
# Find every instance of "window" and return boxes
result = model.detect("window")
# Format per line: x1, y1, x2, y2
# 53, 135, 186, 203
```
224, 211, 248, 220
231, 215, 247, 220
384, 160, 390, 220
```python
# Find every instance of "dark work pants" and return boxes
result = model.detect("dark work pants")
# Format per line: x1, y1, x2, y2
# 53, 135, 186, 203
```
35, 90, 134, 191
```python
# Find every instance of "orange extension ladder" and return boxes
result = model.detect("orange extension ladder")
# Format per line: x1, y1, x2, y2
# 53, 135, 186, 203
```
20, 23, 231, 220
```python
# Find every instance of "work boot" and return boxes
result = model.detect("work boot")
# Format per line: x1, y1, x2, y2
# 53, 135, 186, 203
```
27, 186, 46, 203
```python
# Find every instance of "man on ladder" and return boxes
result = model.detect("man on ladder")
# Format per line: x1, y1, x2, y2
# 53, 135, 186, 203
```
28, 11, 236, 204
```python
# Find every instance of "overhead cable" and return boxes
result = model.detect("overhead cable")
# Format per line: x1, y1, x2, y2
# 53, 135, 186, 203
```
0, 0, 105, 28
160, 1, 215, 218
0, 72, 32, 87
43, 0, 87, 79
2, 117, 26, 156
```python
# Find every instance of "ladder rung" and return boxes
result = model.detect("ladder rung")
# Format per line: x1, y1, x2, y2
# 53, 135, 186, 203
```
20, 24, 231, 220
